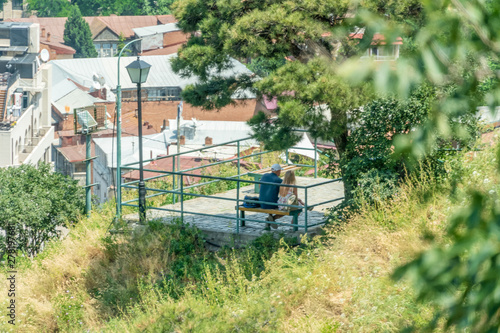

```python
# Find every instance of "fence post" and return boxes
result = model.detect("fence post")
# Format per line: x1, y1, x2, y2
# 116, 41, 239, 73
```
172, 155, 176, 204
314, 138, 317, 178
180, 173, 184, 221
304, 187, 308, 233
237, 141, 241, 179
236, 178, 240, 234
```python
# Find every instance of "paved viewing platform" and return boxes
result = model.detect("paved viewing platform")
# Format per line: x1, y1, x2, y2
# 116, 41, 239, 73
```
124, 176, 344, 247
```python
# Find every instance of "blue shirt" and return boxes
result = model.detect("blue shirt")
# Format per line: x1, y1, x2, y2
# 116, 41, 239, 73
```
259, 172, 283, 209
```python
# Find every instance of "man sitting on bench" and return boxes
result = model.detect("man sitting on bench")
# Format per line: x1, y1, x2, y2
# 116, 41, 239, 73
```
259, 163, 285, 228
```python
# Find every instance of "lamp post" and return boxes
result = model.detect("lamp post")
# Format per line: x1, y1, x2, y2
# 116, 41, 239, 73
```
126, 56, 151, 224
115, 38, 141, 224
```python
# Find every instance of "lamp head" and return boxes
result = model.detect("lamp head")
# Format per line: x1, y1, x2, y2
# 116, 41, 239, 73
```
126, 56, 151, 84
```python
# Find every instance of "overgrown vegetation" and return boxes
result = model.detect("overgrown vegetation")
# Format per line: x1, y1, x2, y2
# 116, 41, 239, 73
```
1, 134, 497, 332
0, 163, 84, 257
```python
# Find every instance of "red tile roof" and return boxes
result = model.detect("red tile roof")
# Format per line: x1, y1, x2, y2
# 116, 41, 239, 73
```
6, 14, 178, 55
122, 156, 212, 182
57, 142, 95, 163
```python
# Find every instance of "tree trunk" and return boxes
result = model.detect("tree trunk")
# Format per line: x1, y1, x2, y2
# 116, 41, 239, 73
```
333, 128, 353, 202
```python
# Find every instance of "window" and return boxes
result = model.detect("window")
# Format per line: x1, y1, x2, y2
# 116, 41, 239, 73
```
112, 44, 117, 56
102, 43, 111, 57
12, 0, 23, 10
75, 163, 86, 173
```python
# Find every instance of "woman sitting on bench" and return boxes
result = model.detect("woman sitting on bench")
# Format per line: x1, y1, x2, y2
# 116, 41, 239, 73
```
278, 170, 304, 213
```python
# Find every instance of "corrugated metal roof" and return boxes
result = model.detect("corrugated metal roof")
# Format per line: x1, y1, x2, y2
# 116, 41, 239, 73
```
134, 23, 179, 37
53, 89, 106, 115
94, 132, 170, 168
51, 54, 256, 95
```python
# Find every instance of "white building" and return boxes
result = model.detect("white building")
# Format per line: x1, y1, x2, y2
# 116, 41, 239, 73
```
93, 132, 171, 202
0, 22, 54, 167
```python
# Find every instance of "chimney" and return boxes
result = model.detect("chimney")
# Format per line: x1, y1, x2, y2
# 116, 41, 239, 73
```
47, 32, 51, 42
179, 135, 185, 145
205, 136, 213, 146
162, 119, 166, 131
41, 28, 46, 38
143, 121, 149, 127
147, 124, 153, 129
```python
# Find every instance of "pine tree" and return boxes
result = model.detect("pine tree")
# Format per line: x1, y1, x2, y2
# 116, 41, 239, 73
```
63, 5, 98, 58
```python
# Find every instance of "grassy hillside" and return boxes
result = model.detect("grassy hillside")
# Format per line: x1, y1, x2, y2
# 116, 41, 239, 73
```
1, 137, 497, 332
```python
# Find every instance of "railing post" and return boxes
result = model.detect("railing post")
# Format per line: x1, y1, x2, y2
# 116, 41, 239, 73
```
236, 178, 240, 234
314, 138, 317, 178
180, 173, 184, 222
237, 141, 241, 179
304, 187, 308, 233
172, 155, 176, 204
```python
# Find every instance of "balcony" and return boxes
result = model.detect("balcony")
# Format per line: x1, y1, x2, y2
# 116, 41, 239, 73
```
18, 77, 45, 93
18, 126, 53, 164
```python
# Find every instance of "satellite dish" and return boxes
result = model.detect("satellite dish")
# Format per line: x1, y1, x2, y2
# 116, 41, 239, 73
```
40, 49, 49, 62
92, 73, 106, 87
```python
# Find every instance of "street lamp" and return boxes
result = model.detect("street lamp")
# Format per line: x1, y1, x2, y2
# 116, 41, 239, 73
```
126, 56, 151, 223
115, 38, 141, 224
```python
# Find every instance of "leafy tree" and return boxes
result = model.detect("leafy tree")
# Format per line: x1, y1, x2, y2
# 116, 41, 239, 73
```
246, 56, 286, 78
115, 32, 132, 57
0, 163, 84, 257
342, 85, 436, 204
26, 0, 72, 17
71, 0, 103, 16
63, 5, 98, 58
143, 0, 174, 15
341, 0, 500, 331
172, 0, 404, 198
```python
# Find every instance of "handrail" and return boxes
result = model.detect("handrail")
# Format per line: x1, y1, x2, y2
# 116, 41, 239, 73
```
119, 129, 343, 233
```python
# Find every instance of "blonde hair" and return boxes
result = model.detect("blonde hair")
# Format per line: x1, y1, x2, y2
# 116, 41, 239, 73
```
279, 170, 296, 196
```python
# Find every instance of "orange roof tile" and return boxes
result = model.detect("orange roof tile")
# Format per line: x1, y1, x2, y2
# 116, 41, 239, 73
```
6, 15, 179, 53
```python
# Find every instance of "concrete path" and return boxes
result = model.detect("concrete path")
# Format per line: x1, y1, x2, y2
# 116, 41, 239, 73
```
124, 176, 344, 246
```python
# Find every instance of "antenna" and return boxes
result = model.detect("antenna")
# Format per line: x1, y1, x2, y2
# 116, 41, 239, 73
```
40, 49, 49, 62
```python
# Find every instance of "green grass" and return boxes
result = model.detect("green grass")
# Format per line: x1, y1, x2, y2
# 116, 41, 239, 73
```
1, 137, 498, 332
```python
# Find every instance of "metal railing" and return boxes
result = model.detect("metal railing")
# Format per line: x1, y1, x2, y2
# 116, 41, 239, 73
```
120, 133, 343, 233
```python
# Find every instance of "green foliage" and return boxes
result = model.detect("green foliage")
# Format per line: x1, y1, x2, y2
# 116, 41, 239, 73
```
341, 85, 436, 204
171, 0, 425, 201
29, 0, 174, 16
0, 163, 84, 257
340, 0, 500, 331
54, 290, 85, 331
115, 32, 131, 57
394, 159, 500, 331
142, 0, 174, 15
63, 5, 98, 58
26, 0, 71, 17
246, 56, 286, 77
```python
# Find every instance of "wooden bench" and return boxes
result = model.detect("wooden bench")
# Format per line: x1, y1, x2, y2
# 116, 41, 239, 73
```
237, 206, 300, 231
248, 164, 301, 193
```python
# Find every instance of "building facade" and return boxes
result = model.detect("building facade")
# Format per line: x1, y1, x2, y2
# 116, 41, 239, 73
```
0, 22, 54, 167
